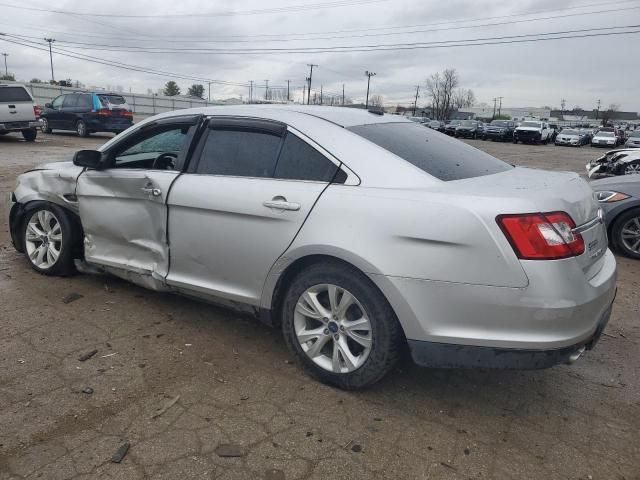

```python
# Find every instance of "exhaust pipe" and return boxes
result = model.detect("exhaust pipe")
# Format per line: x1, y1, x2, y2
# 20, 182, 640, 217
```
566, 346, 586, 364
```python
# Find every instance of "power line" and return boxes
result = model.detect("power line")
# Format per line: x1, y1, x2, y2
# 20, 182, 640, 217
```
0, 0, 389, 18
7, 24, 636, 55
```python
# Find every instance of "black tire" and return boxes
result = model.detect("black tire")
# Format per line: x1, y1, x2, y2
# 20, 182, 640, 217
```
76, 120, 89, 137
21, 202, 80, 276
281, 262, 403, 390
611, 207, 640, 259
40, 118, 52, 134
21, 128, 37, 142
513, 139, 518, 144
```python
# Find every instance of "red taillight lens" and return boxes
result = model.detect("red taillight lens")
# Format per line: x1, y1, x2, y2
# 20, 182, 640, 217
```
97, 108, 111, 116
33, 105, 42, 118
122, 110, 133, 118
497, 211, 585, 260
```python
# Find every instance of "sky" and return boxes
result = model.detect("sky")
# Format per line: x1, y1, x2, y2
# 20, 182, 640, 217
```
0, 0, 638, 111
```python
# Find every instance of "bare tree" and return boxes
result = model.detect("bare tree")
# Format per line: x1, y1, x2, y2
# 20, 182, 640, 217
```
601, 103, 620, 126
426, 68, 459, 121
369, 94, 384, 107
453, 88, 475, 110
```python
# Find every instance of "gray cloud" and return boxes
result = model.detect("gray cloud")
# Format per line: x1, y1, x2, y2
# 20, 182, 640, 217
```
0, 0, 637, 111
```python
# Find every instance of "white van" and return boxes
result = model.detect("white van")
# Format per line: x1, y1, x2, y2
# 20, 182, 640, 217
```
0, 84, 40, 141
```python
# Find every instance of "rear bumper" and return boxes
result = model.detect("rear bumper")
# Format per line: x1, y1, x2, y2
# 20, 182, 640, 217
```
408, 302, 613, 368
84, 117, 133, 132
0, 121, 40, 132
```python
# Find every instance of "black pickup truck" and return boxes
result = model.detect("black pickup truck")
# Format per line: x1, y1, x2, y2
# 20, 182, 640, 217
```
483, 120, 516, 142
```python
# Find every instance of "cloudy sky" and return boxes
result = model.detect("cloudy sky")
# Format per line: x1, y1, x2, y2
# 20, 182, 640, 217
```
0, 0, 638, 111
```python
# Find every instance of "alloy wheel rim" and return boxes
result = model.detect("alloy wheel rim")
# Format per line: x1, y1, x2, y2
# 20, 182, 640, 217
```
77, 122, 85, 135
294, 283, 372, 374
621, 217, 640, 254
41, 119, 48, 131
25, 210, 62, 269
624, 163, 640, 175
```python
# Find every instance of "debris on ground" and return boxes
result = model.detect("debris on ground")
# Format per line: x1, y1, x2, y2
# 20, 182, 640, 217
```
62, 292, 83, 304
78, 349, 98, 362
351, 444, 362, 453
81, 387, 94, 394
100, 352, 118, 358
111, 442, 130, 463
215, 444, 244, 458
150, 395, 180, 419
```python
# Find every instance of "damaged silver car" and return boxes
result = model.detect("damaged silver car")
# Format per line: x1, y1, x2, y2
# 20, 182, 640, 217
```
8, 106, 617, 389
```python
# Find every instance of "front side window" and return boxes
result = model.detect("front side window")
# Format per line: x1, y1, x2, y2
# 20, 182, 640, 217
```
196, 129, 282, 178
274, 133, 338, 182
51, 95, 64, 109
348, 122, 511, 181
113, 126, 192, 170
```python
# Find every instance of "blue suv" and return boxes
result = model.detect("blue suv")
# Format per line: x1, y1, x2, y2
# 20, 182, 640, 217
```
40, 92, 133, 137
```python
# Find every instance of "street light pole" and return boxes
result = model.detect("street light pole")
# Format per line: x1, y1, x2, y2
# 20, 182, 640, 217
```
364, 70, 376, 109
44, 38, 55, 82
1, 53, 8, 76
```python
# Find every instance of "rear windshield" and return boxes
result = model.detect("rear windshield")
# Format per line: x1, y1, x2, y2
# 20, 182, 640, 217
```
491, 120, 509, 127
0, 86, 32, 102
98, 94, 126, 106
348, 122, 512, 181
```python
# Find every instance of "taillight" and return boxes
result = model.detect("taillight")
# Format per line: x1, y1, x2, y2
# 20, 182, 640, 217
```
496, 211, 585, 260
33, 105, 42, 119
122, 110, 133, 118
97, 108, 112, 116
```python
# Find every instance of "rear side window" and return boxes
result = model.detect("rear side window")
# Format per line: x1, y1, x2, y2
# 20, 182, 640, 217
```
62, 95, 78, 108
99, 95, 126, 106
0, 86, 32, 102
274, 133, 338, 182
77, 94, 93, 109
197, 129, 282, 178
348, 122, 511, 181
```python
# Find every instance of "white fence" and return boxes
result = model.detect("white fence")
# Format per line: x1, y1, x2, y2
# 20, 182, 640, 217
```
15, 82, 221, 116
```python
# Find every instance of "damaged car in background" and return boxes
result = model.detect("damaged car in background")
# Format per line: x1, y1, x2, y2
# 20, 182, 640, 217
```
587, 149, 640, 178
8, 106, 617, 389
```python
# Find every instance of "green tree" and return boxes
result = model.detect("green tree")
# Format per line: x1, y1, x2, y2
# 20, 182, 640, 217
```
163, 81, 181, 96
187, 84, 205, 99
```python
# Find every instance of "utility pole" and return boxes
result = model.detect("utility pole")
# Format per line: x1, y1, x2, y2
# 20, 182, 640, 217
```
595, 98, 601, 120
560, 98, 566, 115
497, 96, 503, 117
492, 97, 497, 119
248, 80, 254, 104
306, 64, 317, 105
364, 70, 376, 109
44, 38, 55, 82
304, 77, 310, 104
207, 81, 212, 102
286, 80, 290, 102
342, 84, 345, 106
412, 85, 420, 116
320, 85, 323, 105
1, 53, 8, 76
264, 80, 269, 101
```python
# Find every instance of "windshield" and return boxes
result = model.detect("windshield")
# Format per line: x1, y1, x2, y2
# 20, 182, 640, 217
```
597, 132, 615, 138
460, 120, 477, 127
0, 86, 32, 102
491, 120, 509, 127
448, 120, 461, 126
520, 121, 541, 128
561, 129, 578, 135
630, 131, 640, 137
347, 122, 511, 181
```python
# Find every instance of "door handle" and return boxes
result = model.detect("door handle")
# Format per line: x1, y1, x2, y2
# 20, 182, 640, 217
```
263, 199, 301, 211
141, 187, 162, 197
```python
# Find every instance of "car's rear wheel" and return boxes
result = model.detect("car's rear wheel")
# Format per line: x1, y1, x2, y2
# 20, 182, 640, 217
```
21, 128, 37, 142
21, 202, 79, 275
623, 161, 640, 175
611, 208, 640, 259
281, 262, 402, 390
76, 120, 89, 137
40, 118, 52, 134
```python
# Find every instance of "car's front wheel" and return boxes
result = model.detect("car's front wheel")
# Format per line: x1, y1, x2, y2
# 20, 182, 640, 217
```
281, 262, 402, 389
76, 120, 89, 137
611, 208, 640, 259
41, 118, 52, 134
21, 202, 79, 275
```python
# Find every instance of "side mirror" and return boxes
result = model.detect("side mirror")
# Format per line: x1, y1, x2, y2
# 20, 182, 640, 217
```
73, 150, 104, 169
45, 103, 52, 109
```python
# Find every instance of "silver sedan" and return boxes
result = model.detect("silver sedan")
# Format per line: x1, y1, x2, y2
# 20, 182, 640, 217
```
8, 106, 617, 389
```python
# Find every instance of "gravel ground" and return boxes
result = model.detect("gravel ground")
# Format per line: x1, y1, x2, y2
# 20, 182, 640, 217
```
0, 130, 638, 480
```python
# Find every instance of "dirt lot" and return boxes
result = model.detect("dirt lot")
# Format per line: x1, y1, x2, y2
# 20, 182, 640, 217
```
0, 130, 638, 479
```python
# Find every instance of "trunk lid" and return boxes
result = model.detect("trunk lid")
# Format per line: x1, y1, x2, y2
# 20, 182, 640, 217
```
443, 167, 607, 278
